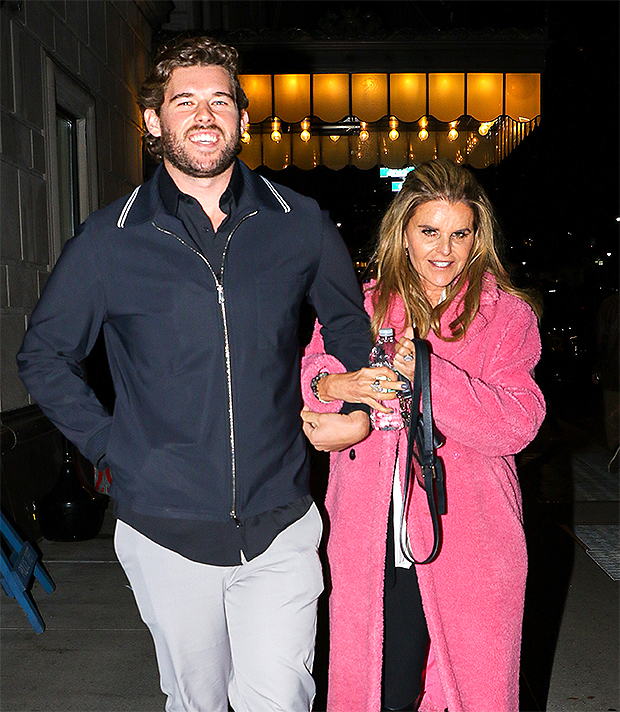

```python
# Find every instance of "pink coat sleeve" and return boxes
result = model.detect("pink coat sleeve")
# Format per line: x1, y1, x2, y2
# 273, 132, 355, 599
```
430, 297, 545, 456
300, 319, 347, 413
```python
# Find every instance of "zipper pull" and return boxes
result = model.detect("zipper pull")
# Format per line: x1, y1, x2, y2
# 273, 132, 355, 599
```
217, 284, 225, 304
230, 511, 243, 528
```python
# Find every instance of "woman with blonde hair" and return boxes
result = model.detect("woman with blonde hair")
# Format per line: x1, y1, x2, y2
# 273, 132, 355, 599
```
301, 159, 545, 711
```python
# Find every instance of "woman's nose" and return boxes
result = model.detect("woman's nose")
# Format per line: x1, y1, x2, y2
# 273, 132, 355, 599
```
436, 235, 452, 255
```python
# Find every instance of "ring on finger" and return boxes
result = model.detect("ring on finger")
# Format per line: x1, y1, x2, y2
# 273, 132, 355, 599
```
403, 352, 413, 362
371, 379, 382, 392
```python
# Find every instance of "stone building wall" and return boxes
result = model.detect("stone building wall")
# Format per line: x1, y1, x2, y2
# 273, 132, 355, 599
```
0, 0, 171, 540
1, 0, 170, 413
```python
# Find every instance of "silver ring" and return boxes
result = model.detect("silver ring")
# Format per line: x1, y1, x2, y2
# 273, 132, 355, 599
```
403, 353, 413, 362
371, 379, 381, 392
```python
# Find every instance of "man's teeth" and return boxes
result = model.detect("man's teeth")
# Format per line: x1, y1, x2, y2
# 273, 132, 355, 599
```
190, 133, 217, 143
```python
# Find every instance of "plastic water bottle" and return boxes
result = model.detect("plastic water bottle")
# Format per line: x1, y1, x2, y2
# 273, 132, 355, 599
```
369, 328, 403, 430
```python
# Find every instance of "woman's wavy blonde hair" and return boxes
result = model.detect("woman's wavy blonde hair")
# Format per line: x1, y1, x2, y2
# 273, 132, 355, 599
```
370, 158, 541, 341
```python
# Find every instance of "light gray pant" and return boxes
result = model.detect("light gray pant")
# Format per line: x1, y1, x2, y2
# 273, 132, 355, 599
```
114, 504, 324, 712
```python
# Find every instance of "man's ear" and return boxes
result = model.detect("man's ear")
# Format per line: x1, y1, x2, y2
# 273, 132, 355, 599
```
144, 108, 162, 137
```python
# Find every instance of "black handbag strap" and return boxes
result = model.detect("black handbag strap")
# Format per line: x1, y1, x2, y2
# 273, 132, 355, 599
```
399, 339, 446, 565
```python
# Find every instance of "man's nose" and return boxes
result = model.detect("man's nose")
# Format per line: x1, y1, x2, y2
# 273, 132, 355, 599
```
195, 100, 214, 122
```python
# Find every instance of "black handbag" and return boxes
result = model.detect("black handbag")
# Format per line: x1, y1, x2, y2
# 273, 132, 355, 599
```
398, 339, 447, 565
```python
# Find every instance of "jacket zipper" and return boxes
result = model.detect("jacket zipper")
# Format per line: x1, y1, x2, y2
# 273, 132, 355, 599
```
152, 210, 258, 527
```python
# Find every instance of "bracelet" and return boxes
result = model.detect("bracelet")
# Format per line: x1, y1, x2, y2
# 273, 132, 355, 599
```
310, 371, 331, 404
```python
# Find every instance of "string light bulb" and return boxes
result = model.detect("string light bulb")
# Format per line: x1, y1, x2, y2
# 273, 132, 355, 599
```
478, 122, 491, 136
270, 117, 282, 143
359, 121, 369, 142
241, 130, 251, 144
388, 116, 399, 141
418, 128, 429, 141
419, 116, 428, 129
300, 118, 311, 143
448, 127, 459, 141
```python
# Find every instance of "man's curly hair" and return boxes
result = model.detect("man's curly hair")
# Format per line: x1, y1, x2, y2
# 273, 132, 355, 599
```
138, 36, 249, 161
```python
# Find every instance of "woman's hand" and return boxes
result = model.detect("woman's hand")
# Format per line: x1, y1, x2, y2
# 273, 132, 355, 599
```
317, 367, 405, 413
393, 330, 416, 382
301, 407, 370, 452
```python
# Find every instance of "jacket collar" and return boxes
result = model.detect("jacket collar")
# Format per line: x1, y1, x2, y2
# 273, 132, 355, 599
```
116, 160, 292, 229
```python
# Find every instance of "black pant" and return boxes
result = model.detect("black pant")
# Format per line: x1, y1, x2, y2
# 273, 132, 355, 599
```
382, 502, 429, 711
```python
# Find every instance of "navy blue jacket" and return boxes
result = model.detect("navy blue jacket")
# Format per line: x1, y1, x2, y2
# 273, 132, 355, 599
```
17, 162, 372, 523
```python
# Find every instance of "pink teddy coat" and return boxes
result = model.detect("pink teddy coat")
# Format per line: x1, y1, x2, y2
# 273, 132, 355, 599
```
301, 275, 545, 712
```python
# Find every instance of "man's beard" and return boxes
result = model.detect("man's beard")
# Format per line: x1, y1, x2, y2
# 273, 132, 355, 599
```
160, 122, 241, 178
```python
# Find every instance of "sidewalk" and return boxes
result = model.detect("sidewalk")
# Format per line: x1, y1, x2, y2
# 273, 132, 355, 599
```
1, 419, 618, 712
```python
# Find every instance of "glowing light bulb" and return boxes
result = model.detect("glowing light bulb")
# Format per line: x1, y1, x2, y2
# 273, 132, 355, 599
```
241, 130, 251, 144
419, 116, 428, 129
448, 128, 458, 141
418, 128, 429, 141
359, 122, 369, 142
478, 122, 491, 136
329, 135, 340, 142
388, 117, 399, 141
300, 129, 311, 142
271, 118, 282, 143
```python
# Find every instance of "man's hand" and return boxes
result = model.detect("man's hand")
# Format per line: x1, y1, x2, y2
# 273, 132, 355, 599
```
300, 407, 370, 452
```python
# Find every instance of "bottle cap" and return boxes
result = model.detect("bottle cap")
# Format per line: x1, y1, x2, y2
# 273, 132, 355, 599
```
378, 328, 394, 338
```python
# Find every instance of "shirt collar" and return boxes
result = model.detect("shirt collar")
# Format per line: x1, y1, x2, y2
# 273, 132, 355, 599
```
158, 159, 244, 217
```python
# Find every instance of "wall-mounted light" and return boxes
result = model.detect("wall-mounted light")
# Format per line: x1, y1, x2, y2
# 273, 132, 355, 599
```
359, 121, 370, 142
270, 117, 282, 143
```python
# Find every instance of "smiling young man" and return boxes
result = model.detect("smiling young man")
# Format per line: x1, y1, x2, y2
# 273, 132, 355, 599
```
17, 37, 371, 712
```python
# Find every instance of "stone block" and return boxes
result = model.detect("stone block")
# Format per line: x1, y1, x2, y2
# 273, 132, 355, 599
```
110, 110, 127, 179
19, 172, 49, 267
7, 264, 39, 310
0, 266, 8, 309
23, 0, 54, 52
65, 1, 89, 47
0, 314, 30, 411
1, 11, 15, 113
100, 66, 120, 111
53, 17, 80, 76
13, 24, 45, 130
105, 4, 123, 80
79, 47, 100, 93
87, 0, 107, 63
95, 98, 112, 173
1, 111, 33, 168
0, 161, 22, 261
32, 129, 46, 175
